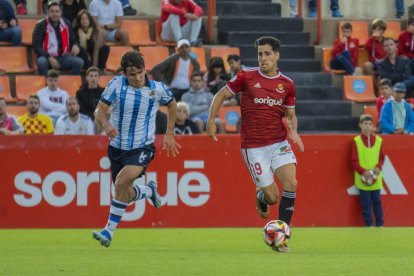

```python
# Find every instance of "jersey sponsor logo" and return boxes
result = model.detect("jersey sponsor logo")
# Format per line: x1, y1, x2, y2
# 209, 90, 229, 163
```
254, 97, 283, 107
254, 82, 261, 88
279, 145, 292, 155
276, 83, 285, 93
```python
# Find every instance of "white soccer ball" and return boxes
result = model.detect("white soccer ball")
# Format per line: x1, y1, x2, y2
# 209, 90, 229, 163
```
361, 170, 377, 186
263, 220, 291, 249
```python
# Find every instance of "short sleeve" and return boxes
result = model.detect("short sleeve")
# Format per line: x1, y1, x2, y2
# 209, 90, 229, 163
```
115, 1, 124, 16
88, 1, 98, 16
284, 80, 296, 109
159, 83, 174, 105
100, 77, 118, 106
226, 71, 246, 94
45, 115, 55, 134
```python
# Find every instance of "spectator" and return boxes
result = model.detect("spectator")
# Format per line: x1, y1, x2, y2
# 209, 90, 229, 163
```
32, 1, 84, 77
398, 17, 414, 71
0, 97, 23, 135
378, 37, 414, 97
182, 72, 225, 133
118, 0, 137, 16
37, 69, 69, 124
363, 19, 387, 82
13, 0, 27, 15
352, 114, 385, 227
151, 39, 200, 101
73, 9, 109, 71
0, 0, 22, 46
76, 66, 104, 119
330, 22, 359, 75
174, 101, 199, 135
396, 0, 404, 18
61, 0, 87, 24
290, 0, 343, 17
377, 78, 394, 119
160, 0, 203, 46
380, 82, 414, 134
89, 0, 130, 46
203, 56, 228, 94
227, 54, 244, 79
55, 96, 95, 134
18, 95, 54, 135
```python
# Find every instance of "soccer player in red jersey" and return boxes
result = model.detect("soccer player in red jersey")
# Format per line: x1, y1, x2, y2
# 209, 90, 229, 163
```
207, 36, 304, 240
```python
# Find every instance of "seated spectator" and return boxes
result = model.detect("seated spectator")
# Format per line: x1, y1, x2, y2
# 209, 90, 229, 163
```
32, 1, 84, 76
398, 17, 414, 72
61, 0, 87, 24
363, 19, 387, 83
0, 97, 23, 135
330, 22, 359, 75
380, 82, 414, 134
174, 101, 199, 135
151, 39, 200, 101
76, 66, 104, 119
37, 69, 69, 124
378, 37, 414, 98
0, 0, 22, 46
13, 0, 27, 15
227, 54, 244, 79
55, 97, 95, 134
160, 0, 203, 46
73, 10, 109, 71
204, 57, 228, 94
18, 95, 54, 135
377, 78, 394, 119
118, 0, 137, 16
89, 0, 130, 46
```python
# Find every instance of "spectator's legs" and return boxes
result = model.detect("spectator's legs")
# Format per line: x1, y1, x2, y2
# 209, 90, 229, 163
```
396, 0, 404, 18
78, 47, 91, 70
160, 14, 182, 42
308, 0, 316, 17
114, 29, 130, 46
371, 190, 384, 227
181, 18, 202, 44
289, 0, 298, 17
58, 55, 84, 75
118, 0, 129, 7
330, 0, 339, 11
98, 45, 110, 71
358, 190, 373, 226
403, 76, 414, 98
0, 26, 22, 46
363, 61, 379, 95
37, 56, 50, 77
170, 88, 188, 102
330, 51, 354, 75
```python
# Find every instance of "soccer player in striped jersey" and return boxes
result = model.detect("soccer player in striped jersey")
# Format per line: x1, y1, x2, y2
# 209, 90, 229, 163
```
207, 37, 304, 252
92, 51, 181, 247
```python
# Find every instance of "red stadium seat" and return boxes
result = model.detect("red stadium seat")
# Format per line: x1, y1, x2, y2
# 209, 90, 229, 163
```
122, 19, 156, 46
139, 46, 170, 72
210, 47, 240, 73
0, 47, 33, 73
384, 21, 401, 40
218, 106, 241, 133
15, 75, 45, 102
98, 75, 115, 89
338, 21, 369, 46
344, 76, 377, 102
106, 46, 134, 72
6, 105, 26, 118
19, 19, 38, 46
0, 76, 17, 103
364, 105, 379, 130
59, 76, 82, 97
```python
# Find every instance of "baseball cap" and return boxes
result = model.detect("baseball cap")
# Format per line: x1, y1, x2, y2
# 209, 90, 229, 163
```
177, 39, 190, 48
393, 82, 407, 93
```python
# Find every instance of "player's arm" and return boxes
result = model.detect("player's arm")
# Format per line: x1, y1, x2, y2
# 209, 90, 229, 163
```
95, 101, 118, 138
285, 108, 304, 152
206, 86, 234, 141
163, 99, 181, 157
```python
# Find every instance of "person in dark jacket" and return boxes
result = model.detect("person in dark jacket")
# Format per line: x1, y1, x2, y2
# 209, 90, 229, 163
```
76, 66, 104, 120
61, 0, 87, 24
32, 1, 84, 76
0, 0, 22, 46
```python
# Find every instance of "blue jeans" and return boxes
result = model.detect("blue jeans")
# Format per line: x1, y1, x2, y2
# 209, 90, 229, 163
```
37, 55, 84, 77
330, 50, 354, 75
0, 26, 22, 46
359, 189, 384, 227
396, 0, 404, 15
118, 0, 130, 7
309, 0, 339, 11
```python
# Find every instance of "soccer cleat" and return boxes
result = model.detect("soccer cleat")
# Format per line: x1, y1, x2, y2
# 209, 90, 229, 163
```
92, 229, 112, 248
256, 191, 269, 219
273, 242, 290, 253
147, 180, 162, 208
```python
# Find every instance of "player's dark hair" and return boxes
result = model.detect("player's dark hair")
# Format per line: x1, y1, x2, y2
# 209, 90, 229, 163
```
28, 94, 40, 102
341, 22, 353, 31
255, 36, 281, 52
379, 78, 392, 88
360, 114, 373, 123
191, 71, 203, 80
121, 51, 145, 72
86, 66, 100, 76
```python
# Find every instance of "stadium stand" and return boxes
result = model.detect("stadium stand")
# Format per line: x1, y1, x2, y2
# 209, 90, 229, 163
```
364, 105, 379, 130
106, 46, 134, 72
0, 76, 16, 103
98, 75, 115, 88
15, 75, 45, 102
122, 19, 156, 46
218, 106, 241, 133
19, 18, 38, 46
338, 21, 369, 46
210, 47, 240, 73
154, 19, 176, 46
6, 105, 26, 118
344, 76, 377, 102
384, 21, 401, 40
59, 76, 82, 97
0, 47, 33, 73
139, 46, 170, 72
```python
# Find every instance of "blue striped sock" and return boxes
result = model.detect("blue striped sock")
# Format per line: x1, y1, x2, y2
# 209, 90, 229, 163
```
132, 184, 153, 202
104, 199, 128, 237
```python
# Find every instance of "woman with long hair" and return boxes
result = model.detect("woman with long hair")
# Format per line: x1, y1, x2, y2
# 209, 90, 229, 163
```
203, 56, 228, 94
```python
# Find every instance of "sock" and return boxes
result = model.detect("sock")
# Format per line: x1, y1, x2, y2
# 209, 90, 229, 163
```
256, 190, 269, 205
104, 199, 128, 238
279, 191, 296, 225
132, 183, 153, 202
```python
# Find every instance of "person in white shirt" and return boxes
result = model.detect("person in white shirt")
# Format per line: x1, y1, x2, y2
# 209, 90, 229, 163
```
88, 0, 130, 45
37, 69, 69, 124
55, 97, 95, 135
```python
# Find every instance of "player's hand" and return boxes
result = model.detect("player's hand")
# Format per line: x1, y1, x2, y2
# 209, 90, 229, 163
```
289, 131, 304, 152
206, 120, 218, 141
104, 124, 118, 138
163, 133, 181, 157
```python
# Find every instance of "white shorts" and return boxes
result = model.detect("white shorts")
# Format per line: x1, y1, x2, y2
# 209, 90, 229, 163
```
241, 140, 297, 188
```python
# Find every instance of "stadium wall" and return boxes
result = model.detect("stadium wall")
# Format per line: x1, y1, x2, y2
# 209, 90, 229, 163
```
0, 135, 413, 228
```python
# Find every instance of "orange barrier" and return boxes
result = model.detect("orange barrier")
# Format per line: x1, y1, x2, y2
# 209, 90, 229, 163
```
1, 135, 413, 228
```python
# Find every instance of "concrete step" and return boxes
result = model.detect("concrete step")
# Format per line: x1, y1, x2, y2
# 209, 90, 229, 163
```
298, 116, 360, 132
284, 72, 332, 86
197, 1, 281, 16
296, 86, 343, 100
219, 31, 310, 45
238, 45, 314, 59
243, 58, 321, 72
217, 17, 303, 32
295, 100, 352, 116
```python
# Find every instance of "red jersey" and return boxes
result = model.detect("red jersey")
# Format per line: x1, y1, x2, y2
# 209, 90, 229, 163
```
365, 36, 386, 63
226, 68, 295, 149
161, 0, 203, 27
331, 37, 359, 67
398, 30, 414, 59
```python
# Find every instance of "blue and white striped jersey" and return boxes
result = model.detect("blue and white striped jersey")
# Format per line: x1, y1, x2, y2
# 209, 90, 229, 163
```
100, 75, 173, 150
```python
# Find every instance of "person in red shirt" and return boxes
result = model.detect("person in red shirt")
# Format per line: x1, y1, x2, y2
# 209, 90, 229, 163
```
377, 78, 393, 119
363, 19, 387, 84
398, 17, 414, 59
207, 36, 304, 252
330, 22, 359, 75
160, 0, 203, 46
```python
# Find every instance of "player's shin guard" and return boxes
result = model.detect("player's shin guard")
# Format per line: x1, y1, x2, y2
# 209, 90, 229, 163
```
104, 199, 128, 237
278, 191, 296, 225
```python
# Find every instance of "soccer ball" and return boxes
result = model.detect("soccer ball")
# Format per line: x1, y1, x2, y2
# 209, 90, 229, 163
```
263, 220, 291, 249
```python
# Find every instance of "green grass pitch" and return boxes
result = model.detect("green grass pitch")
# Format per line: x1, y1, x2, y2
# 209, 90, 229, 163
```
1, 228, 413, 275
